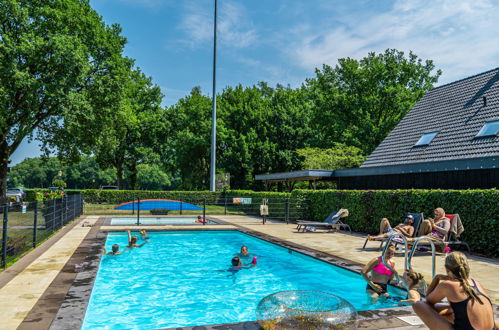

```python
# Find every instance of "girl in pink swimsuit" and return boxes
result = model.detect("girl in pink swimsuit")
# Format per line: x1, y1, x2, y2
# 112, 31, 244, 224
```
361, 245, 397, 299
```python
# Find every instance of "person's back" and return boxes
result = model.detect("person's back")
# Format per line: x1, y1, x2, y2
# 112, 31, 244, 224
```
445, 279, 494, 330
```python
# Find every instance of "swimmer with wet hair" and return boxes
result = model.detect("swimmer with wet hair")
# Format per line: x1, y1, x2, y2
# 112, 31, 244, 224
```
401, 270, 424, 303
127, 230, 149, 248
103, 243, 122, 255
231, 256, 242, 268
139, 229, 149, 240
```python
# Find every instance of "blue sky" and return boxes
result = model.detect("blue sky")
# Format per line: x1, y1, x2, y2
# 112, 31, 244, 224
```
11, 0, 499, 165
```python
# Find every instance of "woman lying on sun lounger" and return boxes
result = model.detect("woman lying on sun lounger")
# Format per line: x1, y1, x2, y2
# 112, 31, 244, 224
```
367, 215, 415, 241
413, 208, 450, 242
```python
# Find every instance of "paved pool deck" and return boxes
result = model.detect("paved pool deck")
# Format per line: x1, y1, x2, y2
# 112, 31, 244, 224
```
215, 215, 499, 306
0, 214, 497, 330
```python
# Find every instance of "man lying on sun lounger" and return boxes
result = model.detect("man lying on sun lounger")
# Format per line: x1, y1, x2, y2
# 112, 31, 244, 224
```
367, 215, 415, 241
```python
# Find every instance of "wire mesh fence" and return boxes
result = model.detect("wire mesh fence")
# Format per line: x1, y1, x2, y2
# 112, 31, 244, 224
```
1, 194, 83, 268
84, 195, 311, 224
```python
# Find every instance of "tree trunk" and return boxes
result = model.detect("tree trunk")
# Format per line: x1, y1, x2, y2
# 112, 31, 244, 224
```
129, 163, 137, 190
116, 164, 124, 190
0, 142, 10, 199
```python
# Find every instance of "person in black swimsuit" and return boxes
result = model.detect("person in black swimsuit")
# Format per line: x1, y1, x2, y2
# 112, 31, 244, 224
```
412, 252, 498, 330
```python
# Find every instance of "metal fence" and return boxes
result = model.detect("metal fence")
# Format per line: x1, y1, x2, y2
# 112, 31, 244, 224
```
85, 196, 310, 224
1, 194, 84, 268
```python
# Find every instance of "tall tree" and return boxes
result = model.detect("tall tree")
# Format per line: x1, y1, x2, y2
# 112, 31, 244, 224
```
167, 87, 212, 190
296, 144, 366, 170
0, 0, 127, 195
305, 49, 441, 155
93, 67, 165, 189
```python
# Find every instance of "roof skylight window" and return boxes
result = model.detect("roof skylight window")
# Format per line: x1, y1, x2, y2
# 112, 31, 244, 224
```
415, 132, 438, 146
475, 120, 499, 137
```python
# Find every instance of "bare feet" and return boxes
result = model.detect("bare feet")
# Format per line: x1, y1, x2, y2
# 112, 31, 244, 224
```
368, 235, 373, 241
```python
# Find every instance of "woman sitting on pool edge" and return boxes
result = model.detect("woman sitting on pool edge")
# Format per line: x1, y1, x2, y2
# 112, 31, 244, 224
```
234, 245, 257, 267
412, 251, 498, 330
127, 230, 149, 248
361, 245, 397, 302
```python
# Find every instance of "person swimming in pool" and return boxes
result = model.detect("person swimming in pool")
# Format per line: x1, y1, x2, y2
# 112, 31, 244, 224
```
103, 243, 122, 255
234, 245, 257, 267
195, 215, 206, 224
400, 270, 424, 303
361, 245, 398, 302
127, 230, 149, 248
139, 229, 149, 240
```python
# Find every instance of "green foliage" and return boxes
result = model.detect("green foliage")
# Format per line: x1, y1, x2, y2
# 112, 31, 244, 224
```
25, 188, 81, 201
136, 164, 171, 191
51, 179, 66, 189
8, 156, 116, 189
291, 189, 499, 257
296, 144, 366, 170
166, 87, 213, 190
305, 49, 441, 155
93, 67, 166, 190
34, 190, 65, 201
0, 0, 128, 195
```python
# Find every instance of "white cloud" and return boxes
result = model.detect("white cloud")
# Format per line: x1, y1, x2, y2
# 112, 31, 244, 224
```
178, 0, 257, 49
289, 0, 499, 83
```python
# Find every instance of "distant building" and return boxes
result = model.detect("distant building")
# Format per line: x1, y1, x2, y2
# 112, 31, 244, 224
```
256, 68, 499, 190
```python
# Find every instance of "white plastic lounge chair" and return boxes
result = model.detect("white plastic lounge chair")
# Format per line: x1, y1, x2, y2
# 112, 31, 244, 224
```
296, 209, 351, 233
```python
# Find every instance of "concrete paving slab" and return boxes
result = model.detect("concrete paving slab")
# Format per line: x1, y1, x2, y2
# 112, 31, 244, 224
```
216, 216, 499, 305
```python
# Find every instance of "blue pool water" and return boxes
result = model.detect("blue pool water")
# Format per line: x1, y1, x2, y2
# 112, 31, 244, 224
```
83, 231, 405, 329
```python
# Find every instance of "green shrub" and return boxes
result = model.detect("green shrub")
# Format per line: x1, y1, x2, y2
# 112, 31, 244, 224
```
291, 189, 499, 257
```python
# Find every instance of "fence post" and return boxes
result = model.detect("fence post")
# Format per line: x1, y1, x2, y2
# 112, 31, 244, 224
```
203, 198, 206, 225
224, 197, 227, 215
80, 194, 83, 216
285, 198, 290, 224
59, 198, 63, 228
136, 197, 140, 226
132, 198, 135, 215
180, 200, 183, 215
52, 198, 57, 229
1, 205, 8, 268
72, 195, 76, 220
62, 197, 66, 225
33, 201, 38, 248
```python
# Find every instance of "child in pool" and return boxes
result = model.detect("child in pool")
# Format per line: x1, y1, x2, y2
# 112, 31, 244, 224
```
127, 230, 149, 248
139, 229, 149, 240
400, 270, 424, 303
103, 243, 122, 255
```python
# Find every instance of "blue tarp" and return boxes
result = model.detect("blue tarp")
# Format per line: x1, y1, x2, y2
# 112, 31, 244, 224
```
114, 199, 203, 211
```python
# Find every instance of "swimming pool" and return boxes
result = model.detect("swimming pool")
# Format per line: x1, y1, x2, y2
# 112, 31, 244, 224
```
109, 217, 217, 225
82, 231, 405, 329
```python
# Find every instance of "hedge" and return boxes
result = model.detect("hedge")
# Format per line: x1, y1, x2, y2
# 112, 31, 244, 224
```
25, 188, 83, 201
23, 188, 499, 257
291, 189, 499, 258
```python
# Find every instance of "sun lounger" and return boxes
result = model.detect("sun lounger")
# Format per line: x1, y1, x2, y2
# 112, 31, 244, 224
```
414, 214, 470, 253
362, 213, 423, 250
296, 209, 351, 233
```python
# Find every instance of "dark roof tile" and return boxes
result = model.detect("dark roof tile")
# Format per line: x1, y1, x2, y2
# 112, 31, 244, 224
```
362, 68, 499, 168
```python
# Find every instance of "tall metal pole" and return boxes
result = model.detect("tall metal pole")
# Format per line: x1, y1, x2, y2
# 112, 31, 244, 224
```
209, 0, 218, 192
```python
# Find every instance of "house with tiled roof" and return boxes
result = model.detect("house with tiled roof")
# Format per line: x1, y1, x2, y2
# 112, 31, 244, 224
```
256, 68, 499, 189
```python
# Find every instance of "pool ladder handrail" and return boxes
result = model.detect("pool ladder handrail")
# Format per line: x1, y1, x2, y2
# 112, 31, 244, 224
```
406, 236, 436, 295
381, 233, 410, 292
408, 236, 436, 280
381, 233, 409, 272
